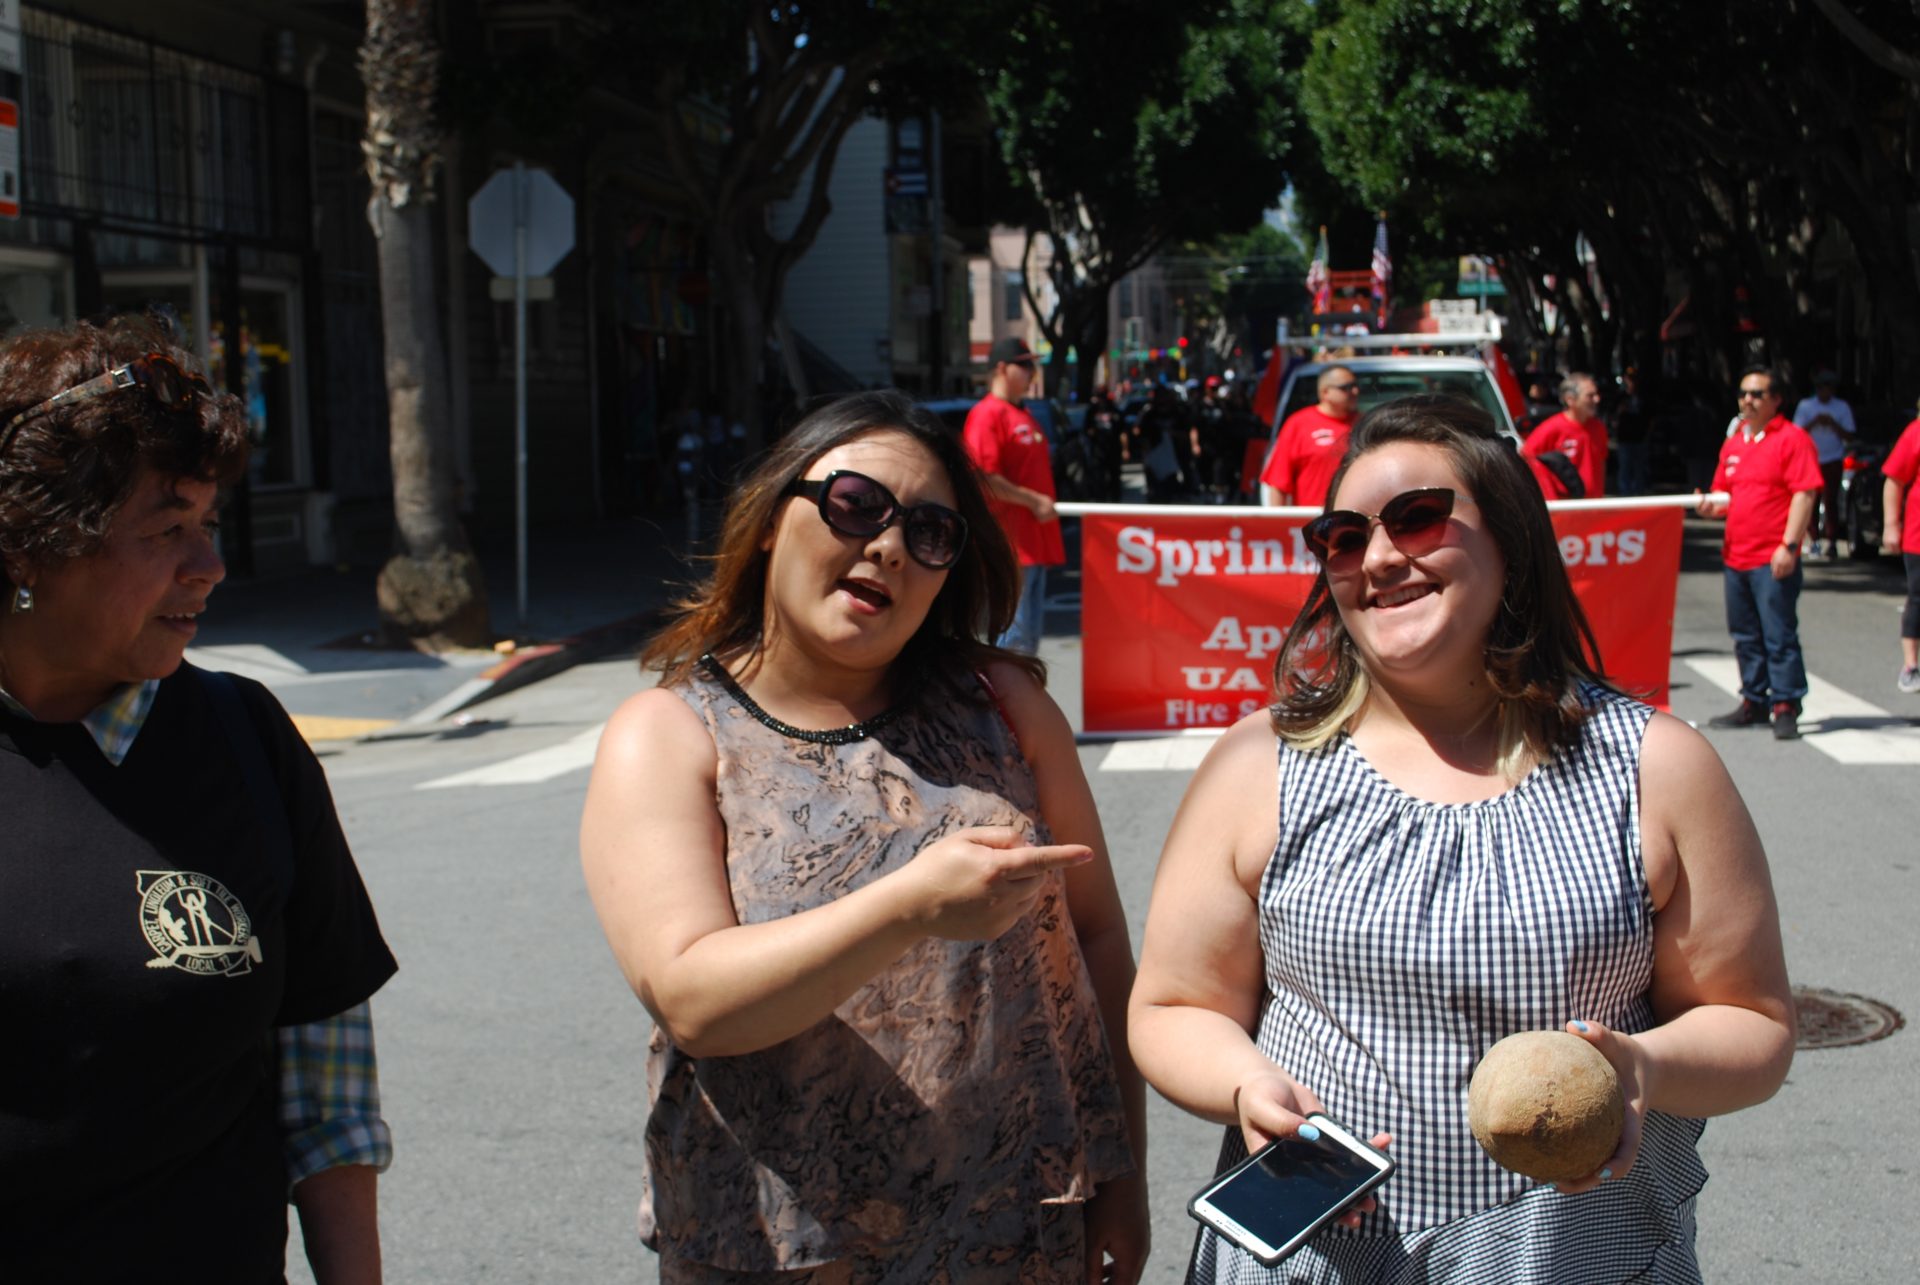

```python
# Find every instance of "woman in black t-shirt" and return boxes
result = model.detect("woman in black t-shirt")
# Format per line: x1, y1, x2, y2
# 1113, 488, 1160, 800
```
0, 316, 397, 1281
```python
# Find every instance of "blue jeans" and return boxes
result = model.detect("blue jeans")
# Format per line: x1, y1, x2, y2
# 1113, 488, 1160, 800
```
998, 565, 1047, 654
1614, 441, 1650, 496
1724, 563, 1807, 705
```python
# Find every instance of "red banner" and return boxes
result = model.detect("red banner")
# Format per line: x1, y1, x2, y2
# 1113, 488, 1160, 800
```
1080, 505, 1684, 734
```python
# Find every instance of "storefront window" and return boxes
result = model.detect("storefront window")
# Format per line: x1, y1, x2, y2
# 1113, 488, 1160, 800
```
0, 259, 70, 334
101, 278, 194, 338
99, 267, 304, 489
209, 286, 299, 488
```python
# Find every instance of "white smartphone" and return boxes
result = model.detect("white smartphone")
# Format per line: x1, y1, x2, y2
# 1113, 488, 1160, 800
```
1187, 1113, 1396, 1267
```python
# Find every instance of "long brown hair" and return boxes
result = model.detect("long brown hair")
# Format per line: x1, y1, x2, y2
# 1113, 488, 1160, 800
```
643, 390, 1043, 691
1271, 394, 1611, 773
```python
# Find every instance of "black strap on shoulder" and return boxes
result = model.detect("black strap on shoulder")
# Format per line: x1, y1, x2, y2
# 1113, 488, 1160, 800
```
192, 664, 295, 896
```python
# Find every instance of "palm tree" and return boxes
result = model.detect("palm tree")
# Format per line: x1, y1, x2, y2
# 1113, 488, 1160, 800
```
360, 0, 491, 649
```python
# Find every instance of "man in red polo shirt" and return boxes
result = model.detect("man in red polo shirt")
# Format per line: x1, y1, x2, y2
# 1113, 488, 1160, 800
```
963, 336, 1061, 654
1521, 372, 1608, 499
1697, 366, 1822, 739
1260, 365, 1359, 507
1878, 413, 1920, 693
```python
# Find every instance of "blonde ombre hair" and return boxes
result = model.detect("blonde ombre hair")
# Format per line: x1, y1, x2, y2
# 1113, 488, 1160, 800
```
1270, 395, 1613, 778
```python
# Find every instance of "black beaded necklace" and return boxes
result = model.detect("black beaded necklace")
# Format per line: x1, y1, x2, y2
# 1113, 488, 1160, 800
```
698, 653, 907, 745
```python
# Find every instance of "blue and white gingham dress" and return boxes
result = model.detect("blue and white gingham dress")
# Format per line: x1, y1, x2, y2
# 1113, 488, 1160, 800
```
1192, 686, 1707, 1284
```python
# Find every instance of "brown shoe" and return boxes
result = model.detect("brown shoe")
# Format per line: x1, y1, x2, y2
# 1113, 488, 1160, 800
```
1770, 702, 1800, 740
1709, 699, 1768, 729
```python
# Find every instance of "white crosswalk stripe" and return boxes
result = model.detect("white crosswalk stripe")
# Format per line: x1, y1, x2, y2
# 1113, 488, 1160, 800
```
1097, 734, 1222, 772
187, 643, 493, 688
424, 723, 1220, 788
186, 643, 311, 681
1682, 658, 1920, 765
405, 661, 1920, 788
415, 723, 606, 789
1093, 665, 1920, 772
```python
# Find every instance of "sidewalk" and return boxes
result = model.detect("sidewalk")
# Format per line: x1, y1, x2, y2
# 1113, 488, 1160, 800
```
187, 518, 700, 736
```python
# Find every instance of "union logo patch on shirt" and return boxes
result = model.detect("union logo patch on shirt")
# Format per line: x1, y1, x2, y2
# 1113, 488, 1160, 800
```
136, 869, 261, 976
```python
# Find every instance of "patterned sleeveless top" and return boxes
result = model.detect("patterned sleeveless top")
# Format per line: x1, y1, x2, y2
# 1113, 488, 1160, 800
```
641, 664, 1134, 1277
1193, 686, 1708, 1285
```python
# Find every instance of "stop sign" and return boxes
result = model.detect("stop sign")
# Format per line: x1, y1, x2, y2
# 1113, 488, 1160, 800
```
468, 164, 574, 277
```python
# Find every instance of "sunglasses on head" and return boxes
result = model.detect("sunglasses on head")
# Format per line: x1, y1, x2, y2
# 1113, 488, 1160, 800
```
1303, 487, 1469, 567
785, 469, 968, 571
0, 352, 211, 457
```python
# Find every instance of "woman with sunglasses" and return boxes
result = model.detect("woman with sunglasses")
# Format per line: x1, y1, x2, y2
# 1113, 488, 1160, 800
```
0, 317, 396, 1280
581, 390, 1148, 1283
1131, 395, 1793, 1282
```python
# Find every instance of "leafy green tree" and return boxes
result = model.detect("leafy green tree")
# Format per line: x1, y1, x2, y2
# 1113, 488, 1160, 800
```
987, 0, 1297, 398
602, 2, 1018, 440
1161, 224, 1307, 365
1294, 0, 1920, 397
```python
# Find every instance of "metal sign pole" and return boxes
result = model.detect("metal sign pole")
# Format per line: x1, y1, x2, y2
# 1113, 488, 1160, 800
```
513, 161, 530, 628
467, 162, 574, 630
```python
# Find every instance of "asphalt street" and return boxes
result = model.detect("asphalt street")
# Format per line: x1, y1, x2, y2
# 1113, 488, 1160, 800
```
286, 519, 1918, 1284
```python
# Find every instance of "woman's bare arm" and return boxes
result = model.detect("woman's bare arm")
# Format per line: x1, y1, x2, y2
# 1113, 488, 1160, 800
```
1631, 712, 1796, 1116
579, 687, 1089, 1057
1127, 712, 1283, 1127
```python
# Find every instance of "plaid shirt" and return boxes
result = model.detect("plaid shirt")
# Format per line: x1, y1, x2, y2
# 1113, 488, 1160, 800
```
1, 677, 393, 1192
0, 676, 159, 765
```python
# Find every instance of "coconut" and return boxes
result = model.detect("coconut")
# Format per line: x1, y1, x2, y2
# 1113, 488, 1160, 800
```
1467, 1030, 1624, 1183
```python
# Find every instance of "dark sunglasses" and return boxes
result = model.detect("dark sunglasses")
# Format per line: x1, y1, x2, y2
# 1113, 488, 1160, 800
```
1327, 381, 1361, 393
1303, 487, 1469, 567
0, 353, 211, 456
785, 469, 968, 571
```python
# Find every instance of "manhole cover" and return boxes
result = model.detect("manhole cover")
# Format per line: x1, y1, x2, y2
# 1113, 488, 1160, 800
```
1793, 987, 1903, 1050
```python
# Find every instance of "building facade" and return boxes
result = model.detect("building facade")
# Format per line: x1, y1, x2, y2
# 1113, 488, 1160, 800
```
0, 2, 369, 572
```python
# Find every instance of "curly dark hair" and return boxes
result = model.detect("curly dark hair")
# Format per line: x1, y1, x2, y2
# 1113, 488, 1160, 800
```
643, 389, 1042, 692
1271, 394, 1611, 774
0, 316, 250, 581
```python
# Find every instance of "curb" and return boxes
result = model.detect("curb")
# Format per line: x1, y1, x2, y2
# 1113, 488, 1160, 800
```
382, 611, 662, 732
290, 714, 399, 744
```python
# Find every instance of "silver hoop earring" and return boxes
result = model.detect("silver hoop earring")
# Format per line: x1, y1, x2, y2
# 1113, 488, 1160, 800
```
10, 584, 32, 614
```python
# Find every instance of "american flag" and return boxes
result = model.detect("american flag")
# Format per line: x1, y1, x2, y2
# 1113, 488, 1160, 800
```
1307, 225, 1330, 314
1370, 216, 1391, 323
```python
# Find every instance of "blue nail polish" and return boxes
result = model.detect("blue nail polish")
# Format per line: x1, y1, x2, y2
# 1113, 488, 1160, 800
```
1297, 1124, 1321, 1141
1572, 1021, 1590, 1032
1599, 1168, 1612, 1179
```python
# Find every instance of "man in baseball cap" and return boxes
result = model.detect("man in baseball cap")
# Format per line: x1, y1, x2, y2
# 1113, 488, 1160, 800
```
963, 336, 1059, 653
987, 335, 1038, 367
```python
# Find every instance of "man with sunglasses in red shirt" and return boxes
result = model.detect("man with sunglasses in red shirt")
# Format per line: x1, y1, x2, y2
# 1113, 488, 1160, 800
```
1260, 365, 1360, 508
1697, 367, 1822, 740
962, 336, 1062, 654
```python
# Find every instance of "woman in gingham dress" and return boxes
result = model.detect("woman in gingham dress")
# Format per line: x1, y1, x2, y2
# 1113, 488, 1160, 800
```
1131, 396, 1795, 1282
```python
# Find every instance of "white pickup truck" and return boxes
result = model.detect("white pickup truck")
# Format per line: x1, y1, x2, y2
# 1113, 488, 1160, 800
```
1262, 335, 1524, 503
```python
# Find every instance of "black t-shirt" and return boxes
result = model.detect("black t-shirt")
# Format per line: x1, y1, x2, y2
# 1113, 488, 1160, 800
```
0, 666, 396, 1280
